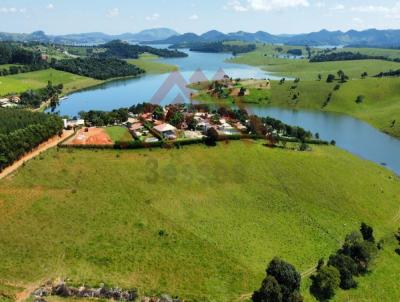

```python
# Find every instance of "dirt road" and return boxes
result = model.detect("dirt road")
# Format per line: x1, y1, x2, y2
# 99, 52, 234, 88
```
0, 130, 74, 180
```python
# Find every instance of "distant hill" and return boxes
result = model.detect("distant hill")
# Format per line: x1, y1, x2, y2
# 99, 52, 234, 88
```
2, 28, 400, 47
0, 28, 179, 44
148, 29, 400, 48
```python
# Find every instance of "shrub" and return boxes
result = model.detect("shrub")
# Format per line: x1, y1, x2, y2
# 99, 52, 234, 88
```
355, 95, 365, 104
310, 266, 340, 301
360, 222, 375, 242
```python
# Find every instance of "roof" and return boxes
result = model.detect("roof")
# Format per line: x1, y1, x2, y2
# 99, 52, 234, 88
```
130, 123, 144, 131
154, 123, 177, 133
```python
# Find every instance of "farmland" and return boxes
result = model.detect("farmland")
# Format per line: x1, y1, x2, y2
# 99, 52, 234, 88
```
0, 141, 399, 301
0, 69, 102, 96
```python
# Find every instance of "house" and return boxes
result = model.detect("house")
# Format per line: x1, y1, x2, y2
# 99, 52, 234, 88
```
153, 123, 177, 140
63, 119, 85, 129
0, 98, 17, 108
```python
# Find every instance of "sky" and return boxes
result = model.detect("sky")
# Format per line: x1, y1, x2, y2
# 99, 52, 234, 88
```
1, 0, 400, 35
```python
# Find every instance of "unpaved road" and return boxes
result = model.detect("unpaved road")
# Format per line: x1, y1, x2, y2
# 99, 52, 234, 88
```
0, 130, 74, 180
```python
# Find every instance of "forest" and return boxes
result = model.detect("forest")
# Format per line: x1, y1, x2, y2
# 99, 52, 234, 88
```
0, 108, 63, 171
310, 51, 391, 62
169, 41, 256, 55
53, 58, 145, 80
97, 40, 188, 59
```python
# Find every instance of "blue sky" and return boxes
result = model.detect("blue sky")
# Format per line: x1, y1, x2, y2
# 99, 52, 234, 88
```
1, 0, 400, 35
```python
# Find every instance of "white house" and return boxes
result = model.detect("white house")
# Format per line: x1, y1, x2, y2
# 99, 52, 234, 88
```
63, 119, 85, 129
153, 123, 177, 140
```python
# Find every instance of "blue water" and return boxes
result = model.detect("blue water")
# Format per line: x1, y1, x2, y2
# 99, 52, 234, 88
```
49, 48, 400, 175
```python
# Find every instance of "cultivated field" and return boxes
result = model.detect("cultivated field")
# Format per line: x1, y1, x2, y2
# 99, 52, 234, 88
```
0, 69, 102, 96
0, 141, 399, 301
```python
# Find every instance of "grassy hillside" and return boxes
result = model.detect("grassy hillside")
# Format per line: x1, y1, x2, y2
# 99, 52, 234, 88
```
0, 142, 399, 301
194, 77, 400, 138
0, 69, 102, 96
127, 53, 178, 74
229, 45, 400, 81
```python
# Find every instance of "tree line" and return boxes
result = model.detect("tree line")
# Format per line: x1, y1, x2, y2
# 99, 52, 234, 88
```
310, 51, 400, 63
0, 108, 63, 171
53, 58, 144, 80
95, 40, 188, 59
78, 108, 129, 126
19, 81, 63, 109
169, 41, 256, 56
252, 223, 380, 302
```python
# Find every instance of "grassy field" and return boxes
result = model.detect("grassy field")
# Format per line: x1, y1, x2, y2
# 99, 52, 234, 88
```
105, 126, 134, 143
0, 69, 102, 96
194, 76, 400, 138
229, 45, 400, 81
127, 53, 178, 74
0, 141, 399, 301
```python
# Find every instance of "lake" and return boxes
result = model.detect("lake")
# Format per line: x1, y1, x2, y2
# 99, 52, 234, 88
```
50, 48, 400, 175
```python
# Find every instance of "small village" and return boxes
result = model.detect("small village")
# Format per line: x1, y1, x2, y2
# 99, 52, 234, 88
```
62, 103, 320, 148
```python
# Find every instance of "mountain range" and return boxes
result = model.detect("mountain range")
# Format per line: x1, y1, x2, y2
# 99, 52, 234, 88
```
2, 28, 400, 47
150, 29, 400, 48
0, 28, 179, 44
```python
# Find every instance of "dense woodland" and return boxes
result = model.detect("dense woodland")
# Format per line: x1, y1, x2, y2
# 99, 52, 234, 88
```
170, 41, 256, 55
0, 109, 63, 171
53, 58, 144, 80
19, 81, 63, 109
79, 108, 129, 126
375, 69, 400, 77
98, 40, 188, 59
310, 51, 399, 63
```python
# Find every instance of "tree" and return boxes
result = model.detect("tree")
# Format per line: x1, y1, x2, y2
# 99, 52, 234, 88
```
326, 74, 335, 83
266, 258, 302, 301
205, 127, 219, 146
252, 276, 283, 302
253, 258, 303, 302
355, 95, 364, 104
395, 228, 400, 255
310, 266, 340, 301
360, 223, 375, 242
337, 70, 348, 83
328, 254, 358, 290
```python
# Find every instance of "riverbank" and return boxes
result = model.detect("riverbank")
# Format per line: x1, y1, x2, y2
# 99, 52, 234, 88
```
192, 77, 400, 138
226, 45, 400, 138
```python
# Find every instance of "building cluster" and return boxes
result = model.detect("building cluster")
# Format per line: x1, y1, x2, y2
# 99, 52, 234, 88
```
0, 96, 20, 108
126, 105, 248, 143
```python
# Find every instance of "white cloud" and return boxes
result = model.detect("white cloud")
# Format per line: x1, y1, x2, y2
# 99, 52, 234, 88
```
315, 2, 325, 8
0, 7, 26, 14
225, 0, 309, 12
351, 5, 389, 13
189, 14, 199, 20
146, 13, 160, 21
106, 8, 120, 18
352, 17, 364, 24
348, 2, 400, 19
330, 4, 345, 10
225, 0, 248, 12
46, 3, 54, 10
